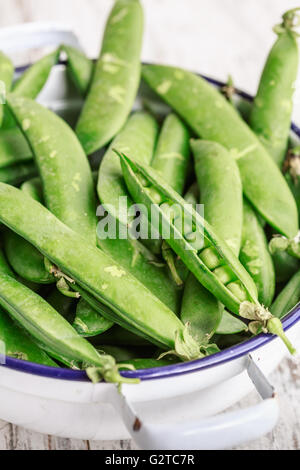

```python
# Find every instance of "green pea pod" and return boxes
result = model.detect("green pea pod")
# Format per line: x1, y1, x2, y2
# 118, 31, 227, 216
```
21, 177, 43, 202
62, 45, 94, 96
152, 113, 190, 194
0, 271, 136, 385
46, 289, 75, 323
152, 113, 190, 284
272, 250, 299, 283
73, 298, 113, 337
249, 9, 300, 167
98, 236, 182, 314
12, 49, 60, 98
193, 140, 243, 256
215, 310, 248, 335
142, 64, 299, 239
7, 94, 97, 243
181, 275, 224, 344
271, 271, 300, 319
0, 246, 14, 276
76, 0, 144, 154
0, 52, 14, 126
98, 111, 158, 226
118, 152, 296, 354
240, 200, 275, 307
4, 230, 54, 284
94, 325, 151, 347
0, 161, 37, 185
0, 127, 32, 169
97, 345, 151, 363
0, 184, 202, 361
0, 307, 57, 366
182, 140, 241, 344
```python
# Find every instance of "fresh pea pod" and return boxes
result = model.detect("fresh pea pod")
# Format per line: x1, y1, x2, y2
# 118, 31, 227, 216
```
0, 246, 14, 276
152, 113, 190, 194
21, 177, 43, 202
181, 140, 242, 343
271, 271, 300, 319
142, 64, 299, 239
119, 152, 296, 353
7, 94, 97, 243
0, 127, 32, 169
0, 52, 13, 126
181, 276, 224, 344
46, 289, 75, 323
272, 250, 299, 283
215, 310, 248, 335
0, 271, 136, 385
73, 298, 113, 337
98, 235, 181, 314
62, 45, 94, 96
93, 325, 151, 347
240, 200, 275, 307
0, 161, 37, 185
249, 9, 300, 167
98, 111, 158, 227
0, 307, 57, 366
4, 230, 54, 284
12, 49, 60, 98
193, 140, 243, 255
0, 184, 201, 361
76, 0, 144, 154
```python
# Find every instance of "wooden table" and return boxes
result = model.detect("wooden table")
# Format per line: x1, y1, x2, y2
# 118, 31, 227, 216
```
0, 0, 299, 450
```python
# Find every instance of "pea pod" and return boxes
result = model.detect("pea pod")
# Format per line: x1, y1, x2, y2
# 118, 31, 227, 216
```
98, 111, 158, 228
272, 250, 299, 283
4, 230, 54, 284
152, 113, 190, 284
76, 0, 144, 154
98, 235, 181, 314
249, 9, 300, 167
271, 271, 300, 319
73, 298, 113, 337
0, 161, 37, 185
0, 307, 57, 366
46, 289, 75, 323
62, 45, 94, 96
119, 152, 296, 353
94, 325, 150, 347
182, 140, 242, 342
12, 49, 60, 98
152, 113, 190, 194
0, 271, 136, 385
142, 64, 299, 239
0, 184, 201, 361
181, 276, 224, 344
215, 311, 248, 335
240, 200, 275, 307
0, 52, 13, 126
21, 177, 43, 202
0, 127, 32, 169
193, 140, 243, 255
7, 94, 97, 243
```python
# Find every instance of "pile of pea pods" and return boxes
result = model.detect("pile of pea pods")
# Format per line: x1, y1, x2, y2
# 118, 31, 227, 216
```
0, 1, 300, 386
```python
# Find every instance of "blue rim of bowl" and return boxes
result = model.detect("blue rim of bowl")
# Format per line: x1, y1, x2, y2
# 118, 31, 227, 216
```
3, 64, 300, 382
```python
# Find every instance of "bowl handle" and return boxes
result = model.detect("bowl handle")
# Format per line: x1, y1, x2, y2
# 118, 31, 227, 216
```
0, 22, 82, 55
112, 356, 279, 450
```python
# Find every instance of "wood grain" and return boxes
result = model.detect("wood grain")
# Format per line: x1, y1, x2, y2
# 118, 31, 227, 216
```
0, 0, 299, 450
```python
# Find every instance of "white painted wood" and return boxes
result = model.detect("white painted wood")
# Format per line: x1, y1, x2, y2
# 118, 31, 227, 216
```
0, 0, 299, 450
